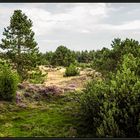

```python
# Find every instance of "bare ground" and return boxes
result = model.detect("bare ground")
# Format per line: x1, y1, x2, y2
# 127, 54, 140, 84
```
40, 66, 92, 91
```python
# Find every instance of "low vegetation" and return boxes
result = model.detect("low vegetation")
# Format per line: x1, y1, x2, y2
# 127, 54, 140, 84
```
0, 92, 81, 137
79, 53, 140, 137
0, 9, 139, 138
0, 62, 19, 101
28, 68, 48, 84
64, 64, 79, 77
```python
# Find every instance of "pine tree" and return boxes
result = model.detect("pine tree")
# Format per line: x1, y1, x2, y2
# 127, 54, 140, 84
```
0, 10, 39, 80
51, 46, 75, 67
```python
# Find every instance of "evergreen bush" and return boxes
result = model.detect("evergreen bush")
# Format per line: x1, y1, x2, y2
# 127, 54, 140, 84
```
0, 63, 19, 101
64, 64, 79, 77
79, 53, 140, 137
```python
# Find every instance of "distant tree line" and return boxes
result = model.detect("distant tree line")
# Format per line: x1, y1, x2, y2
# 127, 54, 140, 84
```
36, 46, 96, 66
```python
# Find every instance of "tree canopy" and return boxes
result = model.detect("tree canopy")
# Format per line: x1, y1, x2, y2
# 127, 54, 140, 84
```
51, 45, 75, 67
0, 10, 39, 80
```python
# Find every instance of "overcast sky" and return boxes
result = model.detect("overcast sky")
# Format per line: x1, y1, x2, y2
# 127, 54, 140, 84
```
0, 3, 140, 52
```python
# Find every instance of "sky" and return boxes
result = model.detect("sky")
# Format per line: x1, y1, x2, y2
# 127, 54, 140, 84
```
0, 3, 140, 52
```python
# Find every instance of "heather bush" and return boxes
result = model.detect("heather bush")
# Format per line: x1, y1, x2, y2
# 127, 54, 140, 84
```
0, 63, 19, 101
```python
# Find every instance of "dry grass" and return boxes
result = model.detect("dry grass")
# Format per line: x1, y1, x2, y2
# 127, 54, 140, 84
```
39, 66, 92, 91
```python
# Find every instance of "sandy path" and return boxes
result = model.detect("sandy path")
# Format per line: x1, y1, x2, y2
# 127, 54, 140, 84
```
41, 67, 90, 90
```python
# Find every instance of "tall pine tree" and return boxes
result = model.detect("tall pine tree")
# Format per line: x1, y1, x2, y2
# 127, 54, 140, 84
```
0, 10, 39, 80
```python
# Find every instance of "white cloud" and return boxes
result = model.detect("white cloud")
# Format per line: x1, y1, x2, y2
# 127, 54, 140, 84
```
99, 20, 140, 31
81, 29, 91, 33
19, 3, 111, 36
1, 3, 140, 52
40, 39, 64, 43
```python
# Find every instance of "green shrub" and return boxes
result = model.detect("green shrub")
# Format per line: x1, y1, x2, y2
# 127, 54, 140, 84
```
64, 64, 79, 77
77, 63, 91, 70
0, 63, 19, 101
79, 79, 108, 137
28, 68, 47, 84
79, 53, 140, 137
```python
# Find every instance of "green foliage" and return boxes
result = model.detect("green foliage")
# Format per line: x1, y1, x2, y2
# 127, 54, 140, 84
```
76, 63, 91, 69
0, 10, 39, 80
36, 48, 95, 68
45, 51, 54, 65
79, 53, 140, 137
0, 63, 19, 101
64, 64, 79, 77
108, 53, 140, 137
74, 50, 95, 63
92, 38, 140, 76
79, 79, 107, 136
51, 46, 75, 67
28, 68, 47, 84
92, 48, 116, 75
0, 58, 11, 67
36, 52, 53, 66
